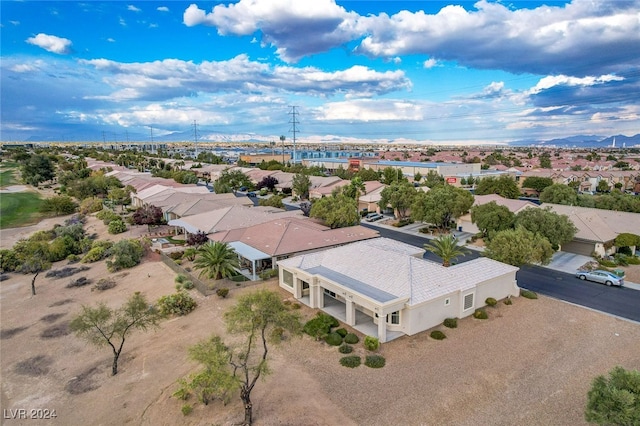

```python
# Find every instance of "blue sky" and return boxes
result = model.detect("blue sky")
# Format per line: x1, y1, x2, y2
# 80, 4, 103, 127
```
1, 0, 639, 144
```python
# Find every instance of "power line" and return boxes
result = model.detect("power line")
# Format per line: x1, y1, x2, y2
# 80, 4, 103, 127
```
289, 106, 299, 163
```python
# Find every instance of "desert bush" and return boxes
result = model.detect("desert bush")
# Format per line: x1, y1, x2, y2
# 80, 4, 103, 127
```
485, 297, 497, 307
40, 322, 71, 338
45, 266, 90, 279
106, 239, 145, 272
183, 247, 197, 261
336, 328, 348, 338
79, 198, 104, 214
443, 318, 458, 328
66, 254, 80, 263
157, 291, 197, 316
325, 332, 343, 346
338, 343, 353, 354
344, 333, 359, 344
598, 258, 617, 268
271, 326, 285, 341
303, 312, 339, 340
364, 336, 380, 351
182, 281, 194, 290
108, 219, 127, 234
520, 289, 538, 299
67, 276, 92, 288
181, 404, 193, 416
92, 278, 116, 291
14, 355, 53, 376
0, 249, 20, 272
473, 309, 488, 319
626, 256, 640, 265
81, 246, 108, 263
365, 355, 386, 368
216, 288, 229, 298
175, 274, 188, 284
339, 356, 361, 368
430, 330, 447, 340
504, 297, 513, 305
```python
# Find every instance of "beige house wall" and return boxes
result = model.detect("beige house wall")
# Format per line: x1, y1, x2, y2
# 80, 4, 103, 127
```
278, 264, 518, 343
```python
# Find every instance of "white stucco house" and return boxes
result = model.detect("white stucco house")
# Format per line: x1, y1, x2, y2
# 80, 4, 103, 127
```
277, 238, 519, 343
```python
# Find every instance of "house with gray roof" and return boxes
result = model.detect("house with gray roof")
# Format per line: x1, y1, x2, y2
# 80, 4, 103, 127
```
278, 238, 519, 342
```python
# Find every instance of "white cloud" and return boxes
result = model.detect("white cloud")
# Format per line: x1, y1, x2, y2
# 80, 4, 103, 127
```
529, 74, 625, 94
10, 20, 20, 26
316, 99, 423, 122
107, 38, 116, 43
423, 58, 440, 69
80, 55, 411, 101
184, 0, 640, 74
127, 5, 141, 13
119, 17, 126, 26
183, 0, 361, 62
157, 6, 169, 12
25, 33, 72, 54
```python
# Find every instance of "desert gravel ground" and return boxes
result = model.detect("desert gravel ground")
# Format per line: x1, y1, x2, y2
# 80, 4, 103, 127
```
1, 213, 639, 425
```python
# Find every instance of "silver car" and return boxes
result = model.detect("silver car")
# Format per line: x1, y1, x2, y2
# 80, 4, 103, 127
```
575, 270, 624, 286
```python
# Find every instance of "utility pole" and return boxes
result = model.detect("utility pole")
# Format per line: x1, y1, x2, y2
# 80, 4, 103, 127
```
192, 120, 199, 159
288, 106, 299, 164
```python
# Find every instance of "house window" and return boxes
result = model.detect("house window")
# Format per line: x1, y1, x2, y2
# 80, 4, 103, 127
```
463, 293, 474, 311
444, 298, 451, 306
282, 270, 293, 287
324, 289, 336, 298
388, 311, 400, 325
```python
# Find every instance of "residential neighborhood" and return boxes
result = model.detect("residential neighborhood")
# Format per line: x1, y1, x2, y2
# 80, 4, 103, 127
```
1, 143, 639, 426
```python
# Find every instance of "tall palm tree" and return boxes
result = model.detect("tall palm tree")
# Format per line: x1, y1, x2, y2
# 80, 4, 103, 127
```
194, 242, 240, 280
424, 234, 468, 267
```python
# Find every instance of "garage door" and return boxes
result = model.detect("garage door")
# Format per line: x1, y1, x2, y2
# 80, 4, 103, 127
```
562, 240, 595, 256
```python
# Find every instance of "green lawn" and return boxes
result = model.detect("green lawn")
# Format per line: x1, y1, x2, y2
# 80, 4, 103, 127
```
0, 192, 45, 229
0, 162, 19, 187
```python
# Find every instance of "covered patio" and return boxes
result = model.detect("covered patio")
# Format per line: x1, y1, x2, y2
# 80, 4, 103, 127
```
228, 241, 271, 281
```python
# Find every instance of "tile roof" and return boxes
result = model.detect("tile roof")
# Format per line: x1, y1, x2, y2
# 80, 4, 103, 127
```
544, 204, 640, 241
473, 194, 539, 213
278, 238, 518, 305
168, 205, 303, 234
222, 218, 379, 256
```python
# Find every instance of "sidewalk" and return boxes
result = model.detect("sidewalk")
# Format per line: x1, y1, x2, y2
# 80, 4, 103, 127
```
365, 219, 640, 291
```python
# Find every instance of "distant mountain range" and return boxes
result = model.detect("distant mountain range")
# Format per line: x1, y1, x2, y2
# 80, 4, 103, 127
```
509, 134, 640, 148
20, 132, 640, 148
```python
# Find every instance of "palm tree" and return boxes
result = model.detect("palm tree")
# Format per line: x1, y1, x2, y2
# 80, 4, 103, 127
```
424, 234, 468, 267
194, 242, 240, 280
349, 176, 366, 205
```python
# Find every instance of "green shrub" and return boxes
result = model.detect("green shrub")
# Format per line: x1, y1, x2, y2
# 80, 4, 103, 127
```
598, 258, 617, 268
303, 312, 339, 340
157, 291, 197, 316
175, 274, 188, 284
169, 251, 184, 260
485, 297, 497, 307
430, 330, 447, 340
626, 256, 640, 265
66, 254, 80, 263
473, 309, 488, 319
364, 355, 386, 368
291, 302, 301, 309
325, 332, 343, 346
96, 209, 120, 224
339, 356, 361, 368
182, 281, 194, 290
258, 269, 279, 280
338, 343, 353, 354
81, 246, 109, 263
344, 333, 359, 344
364, 336, 379, 351
504, 297, 513, 305
181, 404, 193, 416
336, 328, 348, 338
79, 198, 104, 214
216, 288, 229, 298
520, 289, 538, 299
443, 318, 457, 328
108, 219, 127, 234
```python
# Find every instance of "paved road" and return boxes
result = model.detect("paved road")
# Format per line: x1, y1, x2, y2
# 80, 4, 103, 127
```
363, 223, 640, 323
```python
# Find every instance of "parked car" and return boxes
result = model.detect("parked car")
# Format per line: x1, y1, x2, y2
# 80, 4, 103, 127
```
365, 213, 384, 222
575, 270, 624, 286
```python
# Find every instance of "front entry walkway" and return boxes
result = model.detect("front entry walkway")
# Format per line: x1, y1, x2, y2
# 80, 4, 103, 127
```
300, 295, 404, 342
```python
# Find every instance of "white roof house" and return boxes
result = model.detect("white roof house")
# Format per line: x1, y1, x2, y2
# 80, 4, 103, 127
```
278, 238, 519, 342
